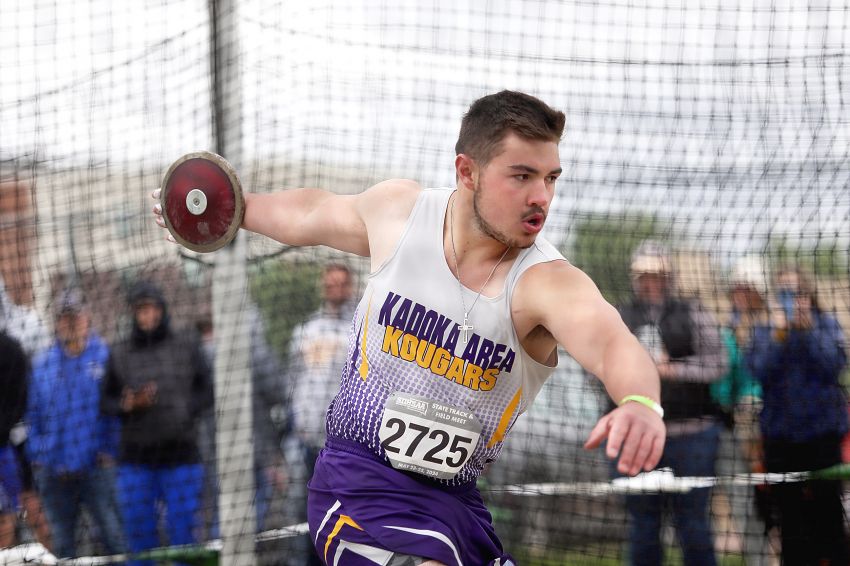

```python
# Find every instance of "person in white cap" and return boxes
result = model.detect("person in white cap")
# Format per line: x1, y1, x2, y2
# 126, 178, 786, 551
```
712, 256, 771, 564
616, 240, 728, 566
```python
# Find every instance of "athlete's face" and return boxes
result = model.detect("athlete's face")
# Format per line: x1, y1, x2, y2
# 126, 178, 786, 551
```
471, 133, 561, 249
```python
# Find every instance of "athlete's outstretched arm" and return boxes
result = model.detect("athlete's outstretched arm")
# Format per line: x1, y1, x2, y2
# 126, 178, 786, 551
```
154, 178, 420, 259
519, 261, 666, 476
242, 189, 368, 255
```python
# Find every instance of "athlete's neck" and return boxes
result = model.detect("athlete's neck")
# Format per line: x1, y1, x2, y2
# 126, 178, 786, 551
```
446, 190, 514, 267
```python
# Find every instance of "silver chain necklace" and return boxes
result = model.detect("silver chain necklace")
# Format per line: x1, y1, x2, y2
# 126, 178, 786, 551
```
449, 193, 510, 343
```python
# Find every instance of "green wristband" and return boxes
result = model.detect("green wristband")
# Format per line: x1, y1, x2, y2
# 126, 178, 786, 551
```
619, 395, 664, 418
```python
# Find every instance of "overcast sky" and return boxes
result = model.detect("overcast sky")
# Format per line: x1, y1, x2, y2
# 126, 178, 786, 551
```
2, 0, 848, 253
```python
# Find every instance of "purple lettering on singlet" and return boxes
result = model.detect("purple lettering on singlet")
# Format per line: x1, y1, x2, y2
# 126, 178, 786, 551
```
391, 298, 412, 329
475, 338, 495, 368
406, 303, 427, 336
460, 334, 480, 363
491, 343, 507, 369
429, 315, 451, 347
375, 290, 516, 371
499, 349, 516, 372
445, 323, 460, 355
378, 293, 402, 326
416, 310, 438, 341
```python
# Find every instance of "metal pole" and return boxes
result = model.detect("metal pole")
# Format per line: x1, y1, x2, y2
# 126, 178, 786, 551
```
209, 0, 255, 563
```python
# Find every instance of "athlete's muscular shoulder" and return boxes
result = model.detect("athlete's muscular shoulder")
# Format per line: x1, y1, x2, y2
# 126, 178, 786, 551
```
512, 260, 583, 330
356, 178, 421, 223
512, 260, 621, 364
356, 179, 421, 269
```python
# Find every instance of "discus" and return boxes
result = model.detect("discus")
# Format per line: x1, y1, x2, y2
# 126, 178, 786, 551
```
159, 151, 244, 253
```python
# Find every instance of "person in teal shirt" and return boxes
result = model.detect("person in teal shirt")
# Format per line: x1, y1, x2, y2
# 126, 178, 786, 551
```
711, 257, 770, 565
712, 328, 762, 415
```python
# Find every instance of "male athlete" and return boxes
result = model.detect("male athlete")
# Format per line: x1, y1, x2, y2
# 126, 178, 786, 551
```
154, 90, 666, 566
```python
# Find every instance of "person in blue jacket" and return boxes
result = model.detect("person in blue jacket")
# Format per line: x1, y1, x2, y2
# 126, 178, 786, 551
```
26, 287, 126, 558
747, 265, 849, 565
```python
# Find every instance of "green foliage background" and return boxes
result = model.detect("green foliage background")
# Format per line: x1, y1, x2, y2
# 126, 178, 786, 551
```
765, 237, 849, 277
249, 258, 324, 362
564, 213, 671, 306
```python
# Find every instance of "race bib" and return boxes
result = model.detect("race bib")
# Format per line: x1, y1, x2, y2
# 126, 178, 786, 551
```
379, 392, 482, 480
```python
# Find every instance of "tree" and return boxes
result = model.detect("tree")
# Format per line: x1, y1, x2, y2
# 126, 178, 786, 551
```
249, 259, 323, 362
765, 236, 849, 277
565, 212, 671, 305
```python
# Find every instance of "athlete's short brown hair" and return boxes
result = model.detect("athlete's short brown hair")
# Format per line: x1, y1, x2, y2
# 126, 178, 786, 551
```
455, 91, 565, 165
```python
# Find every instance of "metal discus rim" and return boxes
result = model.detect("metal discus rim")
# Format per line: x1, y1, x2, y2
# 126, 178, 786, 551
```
160, 150, 245, 253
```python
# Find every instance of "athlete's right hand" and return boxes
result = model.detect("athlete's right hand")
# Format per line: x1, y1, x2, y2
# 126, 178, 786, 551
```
151, 188, 177, 243
584, 400, 666, 476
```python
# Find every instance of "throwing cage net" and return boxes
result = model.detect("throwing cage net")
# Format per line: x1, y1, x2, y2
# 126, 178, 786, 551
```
1, 0, 849, 564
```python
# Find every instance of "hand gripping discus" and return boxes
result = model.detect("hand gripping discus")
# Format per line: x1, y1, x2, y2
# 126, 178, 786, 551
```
160, 151, 245, 253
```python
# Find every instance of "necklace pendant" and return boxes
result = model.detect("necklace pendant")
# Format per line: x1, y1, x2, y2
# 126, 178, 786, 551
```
460, 312, 473, 343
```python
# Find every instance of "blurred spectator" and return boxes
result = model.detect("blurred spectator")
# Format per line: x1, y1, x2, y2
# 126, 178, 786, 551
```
26, 288, 126, 558
716, 256, 768, 415
284, 263, 356, 564
101, 280, 213, 566
747, 264, 849, 564
0, 277, 50, 358
0, 276, 51, 549
616, 241, 727, 566
196, 303, 288, 536
0, 331, 28, 548
711, 257, 770, 564
287, 263, 356, 473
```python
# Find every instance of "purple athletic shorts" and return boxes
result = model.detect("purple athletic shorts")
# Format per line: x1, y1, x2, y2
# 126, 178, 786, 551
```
308, 438, 515, 566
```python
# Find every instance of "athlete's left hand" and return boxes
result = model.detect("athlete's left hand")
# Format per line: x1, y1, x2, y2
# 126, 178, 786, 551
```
152, 188, 177, 243
583, 402, 666, 476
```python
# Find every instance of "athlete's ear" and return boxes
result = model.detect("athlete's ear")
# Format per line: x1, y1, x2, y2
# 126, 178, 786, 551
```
454, 154, 478, 190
